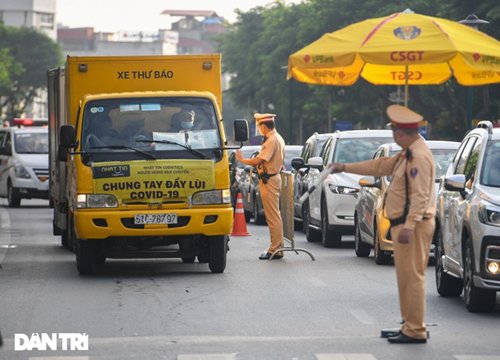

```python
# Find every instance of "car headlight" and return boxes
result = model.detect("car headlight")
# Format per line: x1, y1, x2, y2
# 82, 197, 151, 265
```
14, 165, 31, 179
328, 184, 358, 195
478, 203, 500, 227
77, 194, 118, 208
192, 189, 231, 205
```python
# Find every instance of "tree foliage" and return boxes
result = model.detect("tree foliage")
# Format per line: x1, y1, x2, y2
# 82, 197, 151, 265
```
0, 23, 62, 120
217, 0, 499, 143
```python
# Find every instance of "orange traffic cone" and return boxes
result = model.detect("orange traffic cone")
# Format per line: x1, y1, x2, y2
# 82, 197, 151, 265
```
231, 193, 250, 236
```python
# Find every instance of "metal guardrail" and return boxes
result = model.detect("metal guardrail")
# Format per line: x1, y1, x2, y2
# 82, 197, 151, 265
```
270, 171, 315, 260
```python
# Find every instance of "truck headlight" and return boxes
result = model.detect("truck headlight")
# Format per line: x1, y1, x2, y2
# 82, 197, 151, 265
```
328, 184, 358, 195
14, 165, 31, 179
192, 189, 230, 205
478, 203, 500, 227
77, 194, 118, 208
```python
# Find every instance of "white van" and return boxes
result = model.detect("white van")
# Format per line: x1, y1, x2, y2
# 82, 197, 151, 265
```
0, 125, 49, 207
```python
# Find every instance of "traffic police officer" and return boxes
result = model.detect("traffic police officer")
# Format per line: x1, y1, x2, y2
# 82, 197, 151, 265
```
235, 113, 285, 260
328, 105, 435, 344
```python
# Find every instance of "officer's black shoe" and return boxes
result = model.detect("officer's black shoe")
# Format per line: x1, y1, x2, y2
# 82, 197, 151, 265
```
388, 333, 426, 344
259, 252, 283, 260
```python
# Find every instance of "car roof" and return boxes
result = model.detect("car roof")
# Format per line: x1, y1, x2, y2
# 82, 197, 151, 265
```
328, 129, 393, 139
380, 140, 460, 152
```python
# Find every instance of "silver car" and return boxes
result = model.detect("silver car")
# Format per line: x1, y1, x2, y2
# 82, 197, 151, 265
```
435, 121, 500, 312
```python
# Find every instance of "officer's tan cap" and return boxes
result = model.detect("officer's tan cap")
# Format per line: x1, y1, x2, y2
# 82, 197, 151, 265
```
254, 113, 276, 124
387, 105, 423, 129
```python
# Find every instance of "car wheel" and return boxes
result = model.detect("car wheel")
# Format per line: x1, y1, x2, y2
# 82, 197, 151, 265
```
303, 200, 321, 242
321, 197, 341, 248
7, 181, 21, 208
434, 228, 462, 297
374, 222, 392, 265
354, 215, 370, 257
463, 236, 496, 312
208, 235, 227, 273
253, 195, 266, 225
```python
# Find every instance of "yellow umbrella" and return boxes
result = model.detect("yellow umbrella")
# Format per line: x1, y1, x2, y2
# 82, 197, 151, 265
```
287, 9, 500, 104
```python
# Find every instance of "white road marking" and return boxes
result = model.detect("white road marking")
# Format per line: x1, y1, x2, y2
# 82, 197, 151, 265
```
316, 354, 377, 360
178, 354, 237, 360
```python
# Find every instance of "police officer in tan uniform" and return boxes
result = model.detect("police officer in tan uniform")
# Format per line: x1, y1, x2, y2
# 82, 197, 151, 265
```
328, 105, 435, 344
236, 113, 285, 260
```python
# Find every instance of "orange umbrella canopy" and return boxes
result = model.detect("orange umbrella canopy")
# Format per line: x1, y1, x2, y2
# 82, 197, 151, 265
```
288, 10, 500, 87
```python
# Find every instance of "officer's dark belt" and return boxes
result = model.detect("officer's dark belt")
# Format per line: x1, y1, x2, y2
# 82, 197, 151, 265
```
389, 217, 406, 227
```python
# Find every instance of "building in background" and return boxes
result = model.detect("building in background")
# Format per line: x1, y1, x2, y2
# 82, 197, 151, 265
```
0, 0, 56, 39
0, 0, 57, 121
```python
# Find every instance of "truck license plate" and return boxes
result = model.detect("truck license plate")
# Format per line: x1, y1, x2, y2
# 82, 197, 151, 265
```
134, 213, 178, 225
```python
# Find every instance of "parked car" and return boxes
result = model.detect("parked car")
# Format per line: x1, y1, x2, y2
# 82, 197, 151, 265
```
302, 130, 394, 247
239, 145, 303, 225
291, 133, 331, 231
0, 125, 49, 207
354, 140, 460, 264
229, 145, 260, 207
435, 121, 500, 312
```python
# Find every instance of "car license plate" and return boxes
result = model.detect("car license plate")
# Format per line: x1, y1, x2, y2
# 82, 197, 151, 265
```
134, 213, 178, 225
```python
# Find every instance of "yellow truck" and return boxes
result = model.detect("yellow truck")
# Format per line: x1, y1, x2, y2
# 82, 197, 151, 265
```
47, 55, 248, 275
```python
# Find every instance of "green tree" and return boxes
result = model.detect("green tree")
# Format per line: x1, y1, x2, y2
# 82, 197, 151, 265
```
218, 0, 499, 143
0, 23, 62, 120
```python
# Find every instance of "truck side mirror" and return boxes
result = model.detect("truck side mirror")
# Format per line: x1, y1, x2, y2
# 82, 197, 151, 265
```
233, 119, 249, 142
58, 125, 76, 162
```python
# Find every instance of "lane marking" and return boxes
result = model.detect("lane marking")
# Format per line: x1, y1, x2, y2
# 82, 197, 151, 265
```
178, 354, 237, 360
316, 354, 377, 360
0, 206, 12, 265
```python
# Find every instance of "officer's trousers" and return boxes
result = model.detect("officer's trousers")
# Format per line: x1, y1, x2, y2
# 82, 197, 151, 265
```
259, 175, 283, 254
392, 218, 435, 339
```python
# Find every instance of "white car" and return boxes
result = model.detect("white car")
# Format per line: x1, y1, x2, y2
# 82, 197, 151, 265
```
0, 126, 49, 207
303, 129, 393, 247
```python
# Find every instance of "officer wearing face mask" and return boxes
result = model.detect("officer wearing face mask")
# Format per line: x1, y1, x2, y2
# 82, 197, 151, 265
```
170, 110, 195, 132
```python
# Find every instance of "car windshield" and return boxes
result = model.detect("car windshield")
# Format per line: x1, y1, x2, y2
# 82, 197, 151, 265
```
81, 97, 220, 153
284, 147, 302, 170
389, 147, 457, 179
481, 140, 500, 187
433, 148, 458, 178
14, 132, 48, 154
334, 137, 393, 163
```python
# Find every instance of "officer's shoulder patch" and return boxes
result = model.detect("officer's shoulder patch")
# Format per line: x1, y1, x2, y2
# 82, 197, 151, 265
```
410, 167, 418, 178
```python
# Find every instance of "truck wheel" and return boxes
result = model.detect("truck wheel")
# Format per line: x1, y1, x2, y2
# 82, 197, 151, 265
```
354, 216, 370, 257
463, 238, 496, 312
321, 198, 341, 248
434, 230, 462, 297
76, 240, 97, 275
7, 182, 21, 208
208, 235, 227, 273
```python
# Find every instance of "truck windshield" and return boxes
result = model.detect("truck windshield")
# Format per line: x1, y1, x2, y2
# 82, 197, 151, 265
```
81, 97, 221, 154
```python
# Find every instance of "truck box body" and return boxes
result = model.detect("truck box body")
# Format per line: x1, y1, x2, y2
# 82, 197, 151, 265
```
48, 55, 239, 274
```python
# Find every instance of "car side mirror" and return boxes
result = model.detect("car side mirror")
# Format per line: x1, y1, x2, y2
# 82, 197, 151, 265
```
307, 156, 324, 171
291, 157, 304, 171
359, 176, 380, 189
444, 174, 467, 198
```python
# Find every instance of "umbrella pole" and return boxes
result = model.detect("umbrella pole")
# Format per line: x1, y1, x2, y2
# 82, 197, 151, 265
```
404, 65, 409, 107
